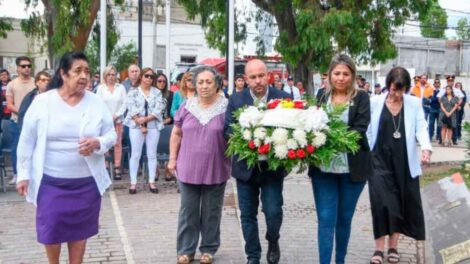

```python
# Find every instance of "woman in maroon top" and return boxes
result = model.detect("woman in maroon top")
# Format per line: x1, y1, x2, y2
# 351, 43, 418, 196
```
168, 66, 230, 264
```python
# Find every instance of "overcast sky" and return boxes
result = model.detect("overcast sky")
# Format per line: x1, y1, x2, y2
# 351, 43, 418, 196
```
1, 0, 469, 38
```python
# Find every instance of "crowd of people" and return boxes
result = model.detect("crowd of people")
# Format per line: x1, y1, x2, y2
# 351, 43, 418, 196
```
0, 50, 449, 264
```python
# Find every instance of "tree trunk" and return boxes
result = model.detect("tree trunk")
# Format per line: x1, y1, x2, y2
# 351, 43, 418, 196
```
71, 0, 101, 51
286, 62, 314, 96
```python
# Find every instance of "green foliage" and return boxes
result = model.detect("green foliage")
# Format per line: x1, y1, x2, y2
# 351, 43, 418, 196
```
84, 8, 119, 72
456, 18, 470, 41
176, 0, 434, 88
420, 1, 447, 39
0, 17, 13, 39
21, 0, 125, 60
110, 42, 138, 73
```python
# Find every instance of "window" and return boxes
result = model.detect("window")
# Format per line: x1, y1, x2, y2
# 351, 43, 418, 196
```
180, 55, 196, 63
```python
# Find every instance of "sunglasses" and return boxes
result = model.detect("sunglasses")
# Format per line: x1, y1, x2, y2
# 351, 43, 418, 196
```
186, 79, 193, 82
143, 74, 155, 79
157, 79, 166, 83
39, 78, 50, 82
107, 73, 116, 76
19, 64, 32, 68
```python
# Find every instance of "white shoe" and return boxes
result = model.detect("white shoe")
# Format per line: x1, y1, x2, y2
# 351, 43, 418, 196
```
8, 176, 17, 185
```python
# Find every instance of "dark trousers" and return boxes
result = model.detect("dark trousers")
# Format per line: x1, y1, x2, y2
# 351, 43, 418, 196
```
7, 120, 19, 175
428, 111, 440, 140
311, 169, 366, 264
236, 170, 284, 262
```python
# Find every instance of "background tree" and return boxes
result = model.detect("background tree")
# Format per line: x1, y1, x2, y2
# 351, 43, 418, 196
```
456, 18, 470, 41
21, 0, 124, 67
420, 0, 447, 39
177, 0, 435, 93
0, 18, 13, 39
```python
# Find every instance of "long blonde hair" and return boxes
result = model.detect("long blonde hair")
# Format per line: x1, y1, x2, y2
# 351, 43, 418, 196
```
326, 54, 358, 100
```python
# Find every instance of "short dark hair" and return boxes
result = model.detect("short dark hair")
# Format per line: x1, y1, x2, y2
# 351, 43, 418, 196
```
48, 51, 89, 90
0, 68, 9, 75
16, 56, 32, 66
385, 67, 411, 93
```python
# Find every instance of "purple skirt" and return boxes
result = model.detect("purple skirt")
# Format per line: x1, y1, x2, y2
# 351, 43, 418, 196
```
36, 174, 101, 245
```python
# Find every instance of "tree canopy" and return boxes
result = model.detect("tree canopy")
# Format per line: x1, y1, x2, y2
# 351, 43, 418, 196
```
420, 0, 447, 39
177, 0, 435, 93
456, 18, 470, 41
20, 0, 124, 66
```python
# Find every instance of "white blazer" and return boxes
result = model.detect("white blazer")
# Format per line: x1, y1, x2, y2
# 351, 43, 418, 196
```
366, 93, 432, 178
16, 90, 117, 205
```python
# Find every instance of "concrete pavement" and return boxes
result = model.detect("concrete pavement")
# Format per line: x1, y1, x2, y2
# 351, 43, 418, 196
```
0, 141, 466, 263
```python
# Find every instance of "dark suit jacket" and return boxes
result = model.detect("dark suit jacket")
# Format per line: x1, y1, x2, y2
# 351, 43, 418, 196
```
224, 87, 292, 181
310, 89, 372, 182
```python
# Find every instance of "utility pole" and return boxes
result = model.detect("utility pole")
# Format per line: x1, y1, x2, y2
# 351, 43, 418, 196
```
138, 0, 143, 68
227, 0, 235, 95
100, 0, 106, 80
165, 0, 171, 82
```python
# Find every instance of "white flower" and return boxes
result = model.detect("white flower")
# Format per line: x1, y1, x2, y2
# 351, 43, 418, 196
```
312, 132, 327, 147
274, 144, 288, 159
286, 138, 298, 149
239, 106, 264, 128
242, 129, 252, 141
254, 139, 261, 147
271, 128, 288, 145
293, 129, 307, 147
264, 136, 272, 144
253, 127, 267, 140
303, 107, 329, 132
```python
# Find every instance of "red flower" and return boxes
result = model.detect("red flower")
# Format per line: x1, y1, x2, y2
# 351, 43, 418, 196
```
257, 144, 271, 154
285, 98, 292, 102
287, 149, 297, 159
296, 149, 306, 159
248, 140, 256, 150
267, 100, 280, 109
294, 101, 304, 109
306, 144, 315, 154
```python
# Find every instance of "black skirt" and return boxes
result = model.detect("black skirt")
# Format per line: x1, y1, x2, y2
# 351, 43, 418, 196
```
368, 105, 425, 240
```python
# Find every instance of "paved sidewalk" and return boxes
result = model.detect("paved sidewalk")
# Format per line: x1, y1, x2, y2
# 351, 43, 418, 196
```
0, 141, 465, 263
0, 174, 424, 264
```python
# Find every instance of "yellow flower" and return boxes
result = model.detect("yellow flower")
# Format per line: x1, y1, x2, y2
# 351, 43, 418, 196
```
280, 100, 295, 109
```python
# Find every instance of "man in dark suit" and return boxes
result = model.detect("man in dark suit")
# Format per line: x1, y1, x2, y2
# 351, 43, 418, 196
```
224, 59, 291, 264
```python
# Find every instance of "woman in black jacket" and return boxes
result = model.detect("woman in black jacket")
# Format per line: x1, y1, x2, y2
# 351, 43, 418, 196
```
308, 54, 372, 264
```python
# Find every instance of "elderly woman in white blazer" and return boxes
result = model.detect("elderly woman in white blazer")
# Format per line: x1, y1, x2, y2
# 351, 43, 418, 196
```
16, 52, 116, 264
366, 67, 431, 264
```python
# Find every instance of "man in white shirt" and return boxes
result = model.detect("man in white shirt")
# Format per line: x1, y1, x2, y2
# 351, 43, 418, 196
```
282, 75, 301, 100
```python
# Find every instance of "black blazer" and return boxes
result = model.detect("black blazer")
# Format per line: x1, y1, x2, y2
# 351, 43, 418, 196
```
224, 87, 292, 181
310, 89, 372, 182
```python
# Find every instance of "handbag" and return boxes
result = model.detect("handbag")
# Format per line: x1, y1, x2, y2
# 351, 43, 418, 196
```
441, 115, 452, 127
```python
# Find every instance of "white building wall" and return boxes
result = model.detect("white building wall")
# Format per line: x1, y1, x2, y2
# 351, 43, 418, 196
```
116, 19, 221, 75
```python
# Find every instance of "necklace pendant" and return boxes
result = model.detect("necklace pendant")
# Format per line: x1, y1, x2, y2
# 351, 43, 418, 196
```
393, 131, 401, 139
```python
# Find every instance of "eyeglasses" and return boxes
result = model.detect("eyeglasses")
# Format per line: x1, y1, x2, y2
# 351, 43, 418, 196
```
39, 78, 50, 82
19, 64, 32, 68
157, 79, 166, 83
143, 74, 155, 79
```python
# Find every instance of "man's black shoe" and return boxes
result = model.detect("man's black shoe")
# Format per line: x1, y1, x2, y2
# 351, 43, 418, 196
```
247, 259, 260, 264
267, 241, 280, 264
453, 141, 458, 145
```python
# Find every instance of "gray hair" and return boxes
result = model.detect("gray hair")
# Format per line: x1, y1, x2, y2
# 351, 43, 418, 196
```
191, 65, 224, 91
